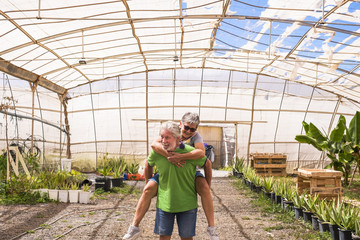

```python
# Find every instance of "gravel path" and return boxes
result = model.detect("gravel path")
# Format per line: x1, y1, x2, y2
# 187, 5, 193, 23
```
0, 176, 316, 240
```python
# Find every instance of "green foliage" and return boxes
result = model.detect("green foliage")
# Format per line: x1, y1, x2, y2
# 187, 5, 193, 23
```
70, 182, 79, 190
303, 194, 319, 213
127, 162, 139, 174
0, 188, 50, 205
113, 160, 126, 178
98, 166, 113, 177
295, 111, 360, 186
262, 177, 274, 193
82, 184, 90, 192
315, 200, 331, 223
233, 157, 245, 173
0, 152, 7, 180
292, 192, 306, 209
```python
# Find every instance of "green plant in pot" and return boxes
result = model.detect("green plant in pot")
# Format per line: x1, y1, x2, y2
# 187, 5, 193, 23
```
303, 194, 319, 214
233, 157, 245, 176
262, 177, 274, 194
98, 166, 113, 178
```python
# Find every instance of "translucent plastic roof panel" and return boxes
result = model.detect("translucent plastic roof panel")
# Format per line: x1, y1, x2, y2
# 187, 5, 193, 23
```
0, 0, 360, 104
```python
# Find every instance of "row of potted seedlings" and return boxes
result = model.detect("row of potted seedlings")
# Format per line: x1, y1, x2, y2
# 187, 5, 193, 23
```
233, 164, 360, 240
31, 170, 92, 204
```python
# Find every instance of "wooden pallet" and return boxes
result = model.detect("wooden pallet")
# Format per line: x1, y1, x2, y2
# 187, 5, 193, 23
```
297, 168, 342, 201
250, 153, 287, 177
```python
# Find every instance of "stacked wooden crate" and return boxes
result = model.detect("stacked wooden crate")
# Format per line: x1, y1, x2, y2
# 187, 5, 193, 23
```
297, 168, 342, 200
250, 153, 287, 177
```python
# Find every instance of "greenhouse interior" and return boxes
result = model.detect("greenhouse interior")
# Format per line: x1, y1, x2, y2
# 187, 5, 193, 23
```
1, 0, 360, 239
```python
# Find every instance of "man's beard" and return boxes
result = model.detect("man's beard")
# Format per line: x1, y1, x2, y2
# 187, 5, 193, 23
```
162, 141, 177, 151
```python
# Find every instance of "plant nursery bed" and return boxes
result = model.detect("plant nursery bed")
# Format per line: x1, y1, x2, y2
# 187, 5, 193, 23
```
1, 177, 330, 240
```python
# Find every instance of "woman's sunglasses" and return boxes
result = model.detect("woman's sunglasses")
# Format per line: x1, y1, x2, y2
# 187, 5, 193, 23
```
183, 125, 197, 132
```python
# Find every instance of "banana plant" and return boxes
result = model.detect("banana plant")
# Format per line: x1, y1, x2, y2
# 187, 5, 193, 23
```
295, 111, 360, 186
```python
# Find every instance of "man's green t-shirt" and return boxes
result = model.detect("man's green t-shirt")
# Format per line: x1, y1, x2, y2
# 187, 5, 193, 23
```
148, 144, 206, 213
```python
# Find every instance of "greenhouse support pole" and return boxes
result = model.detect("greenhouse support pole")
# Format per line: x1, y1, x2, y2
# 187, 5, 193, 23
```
235, 123, 238, 161
198, 68, 204, 117
146, 71, 149, 155
117, 77, 123, 153
297, 86, 315, 169
89, 83, 98, 167
36, 89, 45, 166
247, 74, 259, 165
273, 79, 287, 153
172, 68, 176, 120
29, 82, 38, 154
59, 95, 63, 162
224, 71, 232, 121
59, 93, 71, 159
319, 97, 341, 168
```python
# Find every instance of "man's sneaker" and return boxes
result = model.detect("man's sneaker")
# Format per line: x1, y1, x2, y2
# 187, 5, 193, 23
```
207, 226, 220, 240
122, 225, 140, 240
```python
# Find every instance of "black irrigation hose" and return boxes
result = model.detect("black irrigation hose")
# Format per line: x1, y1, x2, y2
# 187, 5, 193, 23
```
53, 218, 105, 240
9, 183, 138, 240
9, 205, 134, 240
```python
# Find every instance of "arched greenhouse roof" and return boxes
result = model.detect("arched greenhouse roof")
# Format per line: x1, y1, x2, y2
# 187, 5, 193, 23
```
1, 0, 360, 172
1, 0, 360, 101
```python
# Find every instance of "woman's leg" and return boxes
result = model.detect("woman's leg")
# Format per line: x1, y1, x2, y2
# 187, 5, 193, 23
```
132, 180, 158, 226
195, 176, 214, 227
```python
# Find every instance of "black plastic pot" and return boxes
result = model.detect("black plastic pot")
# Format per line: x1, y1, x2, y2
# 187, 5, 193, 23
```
311, 215, 319, 231
302, 211, 312, 223
271, 192, 276, 202
318, 220, 330, 235
79, 179, 92, 188
275, 195, 282, 205
95, 177, 111, 191
263, 191, 271, 199
111, 177, 123, 188
255, 186, 262, 193
329, 224, 340, 240
283, 201, 294, 212
294, 207, 303, 219
338, 229, 352, 240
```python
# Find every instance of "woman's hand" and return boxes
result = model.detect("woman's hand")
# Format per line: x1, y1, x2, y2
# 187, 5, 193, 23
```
167, 152, 186, 168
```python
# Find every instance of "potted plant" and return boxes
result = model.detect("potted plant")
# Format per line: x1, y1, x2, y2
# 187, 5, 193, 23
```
315, 200, 331, 234
292, 192, 305, 219
58, 182, 70, 203
283, 183, 296, 211
111, 162, 126, 188
262, 177, 274, 198
47, 173, 59, 201
68, 182, 80, 203
328, 200, 344, 240
127, 162, 141, 180
303, 194, 319, 223
79, 184, 92, 204
233, 157, 245, 178
96, 166, 112, 191
338, 204, 360, 240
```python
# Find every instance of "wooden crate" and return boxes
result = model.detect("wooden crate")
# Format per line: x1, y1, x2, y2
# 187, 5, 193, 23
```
297, 168, 342, 201
250, 153, 287, 177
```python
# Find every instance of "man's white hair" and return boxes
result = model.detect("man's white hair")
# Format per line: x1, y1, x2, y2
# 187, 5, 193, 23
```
160, 121, 181, 138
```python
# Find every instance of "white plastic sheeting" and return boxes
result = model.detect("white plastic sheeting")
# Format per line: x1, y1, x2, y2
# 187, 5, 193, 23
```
1, 1, 360, 171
